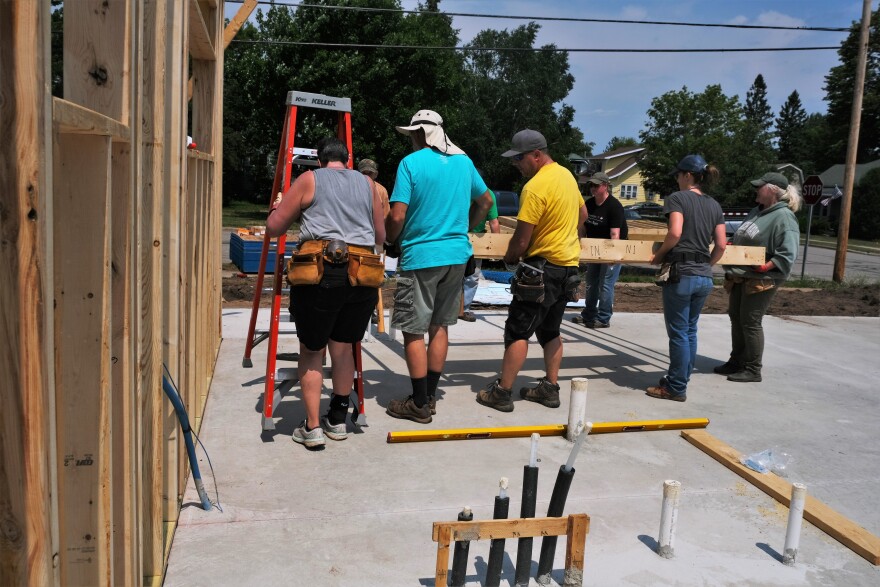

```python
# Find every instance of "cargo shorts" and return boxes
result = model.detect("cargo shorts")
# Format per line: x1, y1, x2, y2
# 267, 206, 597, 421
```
391, 264, 467, 335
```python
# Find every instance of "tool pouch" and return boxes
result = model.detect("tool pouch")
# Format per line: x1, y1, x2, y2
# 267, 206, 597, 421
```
654, 261, 680, 286
347, 245, 385, 288
287, 240, 325, 286
564, 273, 582, 302
510, 257, 546, 303
745, 277, 775, 295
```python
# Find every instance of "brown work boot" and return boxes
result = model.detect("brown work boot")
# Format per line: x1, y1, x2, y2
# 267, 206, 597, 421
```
386, 395, 432, 424
476, 379, 514, 413
519, 377, 561, 408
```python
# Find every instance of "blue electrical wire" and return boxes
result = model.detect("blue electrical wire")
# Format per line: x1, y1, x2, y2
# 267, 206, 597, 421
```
162, 365, 220, 512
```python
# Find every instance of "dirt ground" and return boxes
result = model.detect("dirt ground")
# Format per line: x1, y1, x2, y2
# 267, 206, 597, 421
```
222, 266, 880, 317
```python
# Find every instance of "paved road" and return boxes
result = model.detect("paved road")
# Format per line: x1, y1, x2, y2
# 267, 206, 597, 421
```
222, 227, 879, 280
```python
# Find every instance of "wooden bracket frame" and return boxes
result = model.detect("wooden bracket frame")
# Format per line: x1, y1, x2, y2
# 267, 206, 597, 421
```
432, 514, 589, 586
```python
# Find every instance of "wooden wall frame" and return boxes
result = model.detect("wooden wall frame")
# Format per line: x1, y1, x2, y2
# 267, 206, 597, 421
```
0, 1, 225, 585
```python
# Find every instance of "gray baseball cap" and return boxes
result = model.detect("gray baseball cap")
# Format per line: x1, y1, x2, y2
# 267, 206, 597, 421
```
501, 129, 548, 157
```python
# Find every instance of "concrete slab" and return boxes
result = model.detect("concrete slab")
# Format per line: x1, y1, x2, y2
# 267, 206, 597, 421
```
165, 308, 880, 586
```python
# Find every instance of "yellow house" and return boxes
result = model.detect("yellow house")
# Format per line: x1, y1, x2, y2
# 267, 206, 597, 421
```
572, 146, 663, 205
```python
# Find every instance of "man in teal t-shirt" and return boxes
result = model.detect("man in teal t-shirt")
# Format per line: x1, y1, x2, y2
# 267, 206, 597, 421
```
385, 109, 493, 424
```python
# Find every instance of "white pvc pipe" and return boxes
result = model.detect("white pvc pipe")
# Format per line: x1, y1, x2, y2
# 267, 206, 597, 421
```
658, 480, 681, 559
783, 483, 807, 566
567, 377, 588, 442
529, 433, 539, 467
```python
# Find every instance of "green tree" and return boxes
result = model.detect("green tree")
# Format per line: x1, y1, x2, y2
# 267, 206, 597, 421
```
850, 167, 880, 240
639, 85, 772, 205
741, 74, 775, 170
603, 136, 639, 153
222, 1, 468, 202
823, 7, 880, 165
799, 113, 833, 175
775, 90, 808, 166
744, 74, 773, 135
458, 23, 590, 189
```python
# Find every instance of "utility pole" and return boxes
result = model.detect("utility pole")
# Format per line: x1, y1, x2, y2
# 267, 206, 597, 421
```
833, 0, 873, 282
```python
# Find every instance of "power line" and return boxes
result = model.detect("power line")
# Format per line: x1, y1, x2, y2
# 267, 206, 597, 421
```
228, 1, 853, 33
229, 39, 840, 53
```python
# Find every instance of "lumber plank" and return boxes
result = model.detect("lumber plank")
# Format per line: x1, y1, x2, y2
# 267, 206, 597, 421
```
682, 430, 880, 565
565, 514, 589, 574
63, 0, 130, 124
223, 0, 258, 49
469, 233, 764, 265
433, 516, 570, 541
434, 524, 451, 586
53, 98, 132, 141
0, 1, 56, 583
110, 141, 137, 587
53, 133, 113, 586
188, 0, 215, 60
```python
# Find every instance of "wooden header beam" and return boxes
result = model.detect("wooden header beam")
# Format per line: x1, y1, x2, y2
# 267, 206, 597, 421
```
469, 233, 764, 265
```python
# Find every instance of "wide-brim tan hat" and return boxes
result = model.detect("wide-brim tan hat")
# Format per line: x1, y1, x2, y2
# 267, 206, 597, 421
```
395, 109, 465, 155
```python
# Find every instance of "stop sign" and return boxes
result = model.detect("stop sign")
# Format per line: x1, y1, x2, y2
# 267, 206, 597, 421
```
802, 175, 824, 206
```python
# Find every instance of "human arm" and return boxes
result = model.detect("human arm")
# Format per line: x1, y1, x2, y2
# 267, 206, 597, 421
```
385, 202, 407, 245
754, 223, 799, 274
367, 177, 386, 248
488, 218, 501, 233
468, 190, 494, 231
504, 221, 535, 265
649, 211, 682, 265
709, 223, 727, 266
577, 204, 589, 238
266, 171, 315, 237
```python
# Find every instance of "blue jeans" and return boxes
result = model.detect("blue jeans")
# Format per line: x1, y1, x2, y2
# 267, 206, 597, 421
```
661, 275, 714, 396
580, 263, 621, 324
462, 260, 483, 311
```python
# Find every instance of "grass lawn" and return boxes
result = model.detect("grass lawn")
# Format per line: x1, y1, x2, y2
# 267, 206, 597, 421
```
223, 200, 270, 228
800, 233, 880, 255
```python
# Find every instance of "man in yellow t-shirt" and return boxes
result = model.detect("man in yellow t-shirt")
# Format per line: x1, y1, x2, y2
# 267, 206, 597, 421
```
476, 129, 587, 413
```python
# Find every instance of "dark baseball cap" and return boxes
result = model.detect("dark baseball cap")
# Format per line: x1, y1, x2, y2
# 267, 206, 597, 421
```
750, 172, 789, 190
587, 172, 612, 185
501, 129, 548, 157
669, 154, 708, 176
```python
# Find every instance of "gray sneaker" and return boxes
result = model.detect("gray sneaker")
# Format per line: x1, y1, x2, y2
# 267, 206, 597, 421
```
427, 396, 437, 415
520, 377, 561, 408
292, 420, 325, 448
476, 379, 514, 413
321, 416, 348, 441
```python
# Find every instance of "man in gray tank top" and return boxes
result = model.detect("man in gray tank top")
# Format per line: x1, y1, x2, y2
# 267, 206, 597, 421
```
267, 137, 386, 449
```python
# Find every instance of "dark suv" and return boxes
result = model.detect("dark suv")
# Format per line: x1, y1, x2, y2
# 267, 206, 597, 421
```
494, 190, 520, 216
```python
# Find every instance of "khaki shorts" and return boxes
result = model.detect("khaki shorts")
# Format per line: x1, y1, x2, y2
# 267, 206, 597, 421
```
391, 264, 466, 335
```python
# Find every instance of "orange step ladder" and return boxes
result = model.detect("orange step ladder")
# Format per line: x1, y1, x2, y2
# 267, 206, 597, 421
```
242, 90, 368, 431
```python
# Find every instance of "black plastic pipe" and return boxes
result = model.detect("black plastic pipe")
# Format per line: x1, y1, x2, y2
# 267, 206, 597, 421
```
449, 507, 473, 587
485, 491, 510, 587
536, 465, 576, 584
514, 465, 539, 586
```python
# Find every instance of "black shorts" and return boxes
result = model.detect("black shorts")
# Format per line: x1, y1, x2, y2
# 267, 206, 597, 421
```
289, 271, 379, 351
504, 263, 578, 348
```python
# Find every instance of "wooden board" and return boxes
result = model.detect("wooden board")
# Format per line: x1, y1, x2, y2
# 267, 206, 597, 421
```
469, 232, 764, 265
682, 430, 880, 565
54, 133, 113, 586
0, 2, 56, 583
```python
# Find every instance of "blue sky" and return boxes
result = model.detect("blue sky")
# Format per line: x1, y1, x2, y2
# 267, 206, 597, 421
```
225, 0, 873, 153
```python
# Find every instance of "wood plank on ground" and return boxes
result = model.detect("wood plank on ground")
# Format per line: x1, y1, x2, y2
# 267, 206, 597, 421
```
682, 430, 880, 565
470, 233, 764, 265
